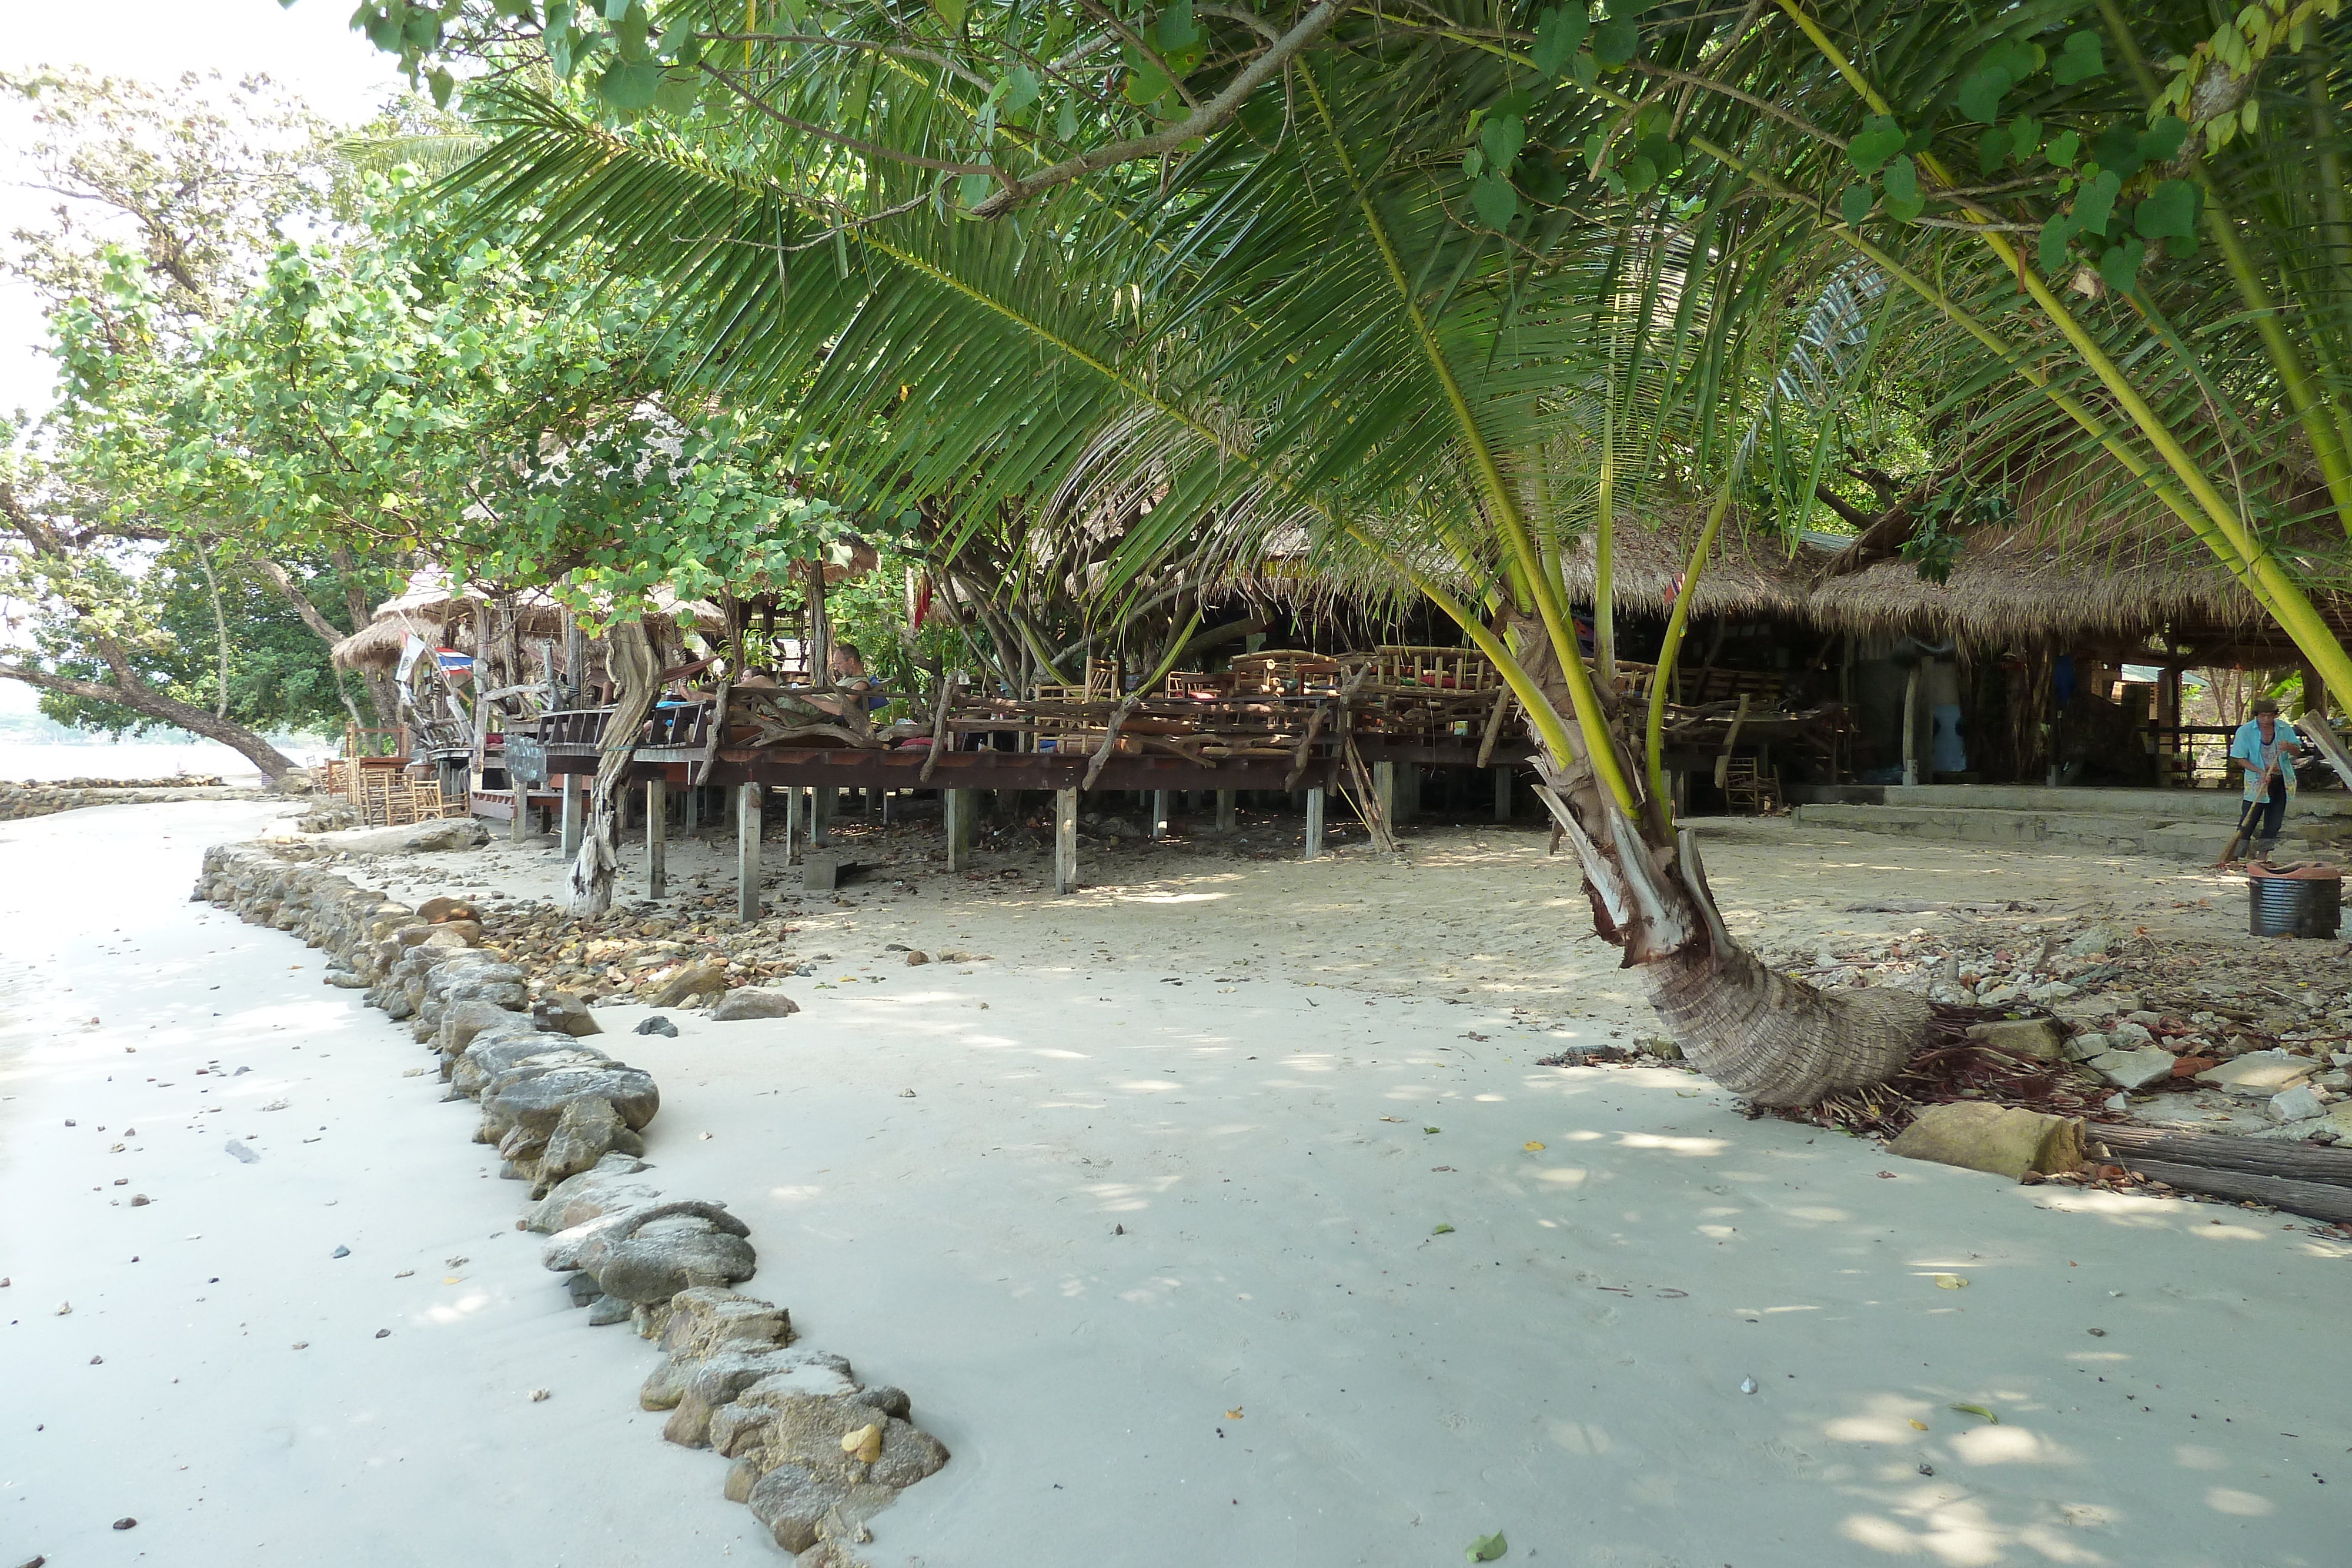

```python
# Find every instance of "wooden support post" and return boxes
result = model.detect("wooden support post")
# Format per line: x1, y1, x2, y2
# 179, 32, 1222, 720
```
783, 785, 802, 867
1151, 790, 1171, 840
1900, 668, 1922, 787
1215, 789, 1238, 833
1054, 787, 1079, 895
509, 783, 527, 842
1494, 767, 1512, 821
559, 774, 583, 859
1304, 787, 1326, 860
946, 788, 975, 871
811, 784, 834, 846
736, 783, 763, 922
645, 778, 668, 898
1374, 760, 1397, 832
684, 783, 700, 833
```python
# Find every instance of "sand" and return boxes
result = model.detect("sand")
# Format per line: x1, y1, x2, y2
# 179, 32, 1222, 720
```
6, 800, 2351, 1567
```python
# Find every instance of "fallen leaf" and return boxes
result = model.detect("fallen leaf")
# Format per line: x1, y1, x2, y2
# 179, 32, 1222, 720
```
1423, 1125, 1441, 1135
1432, 1223, 1455, 1235
1522, 1141, 1546, 1151
1933, 1274, 1968, 1289
1379, 1116, 1405, 1123
840, 1422, 884, 1463
1466, 1530, 1508, 1562
1224, 1407, 1244, 1420
1949, 1402, 1999, 1425
1907, 1419, 1929, 1431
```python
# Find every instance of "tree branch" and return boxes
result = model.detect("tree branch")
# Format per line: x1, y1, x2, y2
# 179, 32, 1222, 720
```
252, 556, 350, 645
971, 0, 1349, 219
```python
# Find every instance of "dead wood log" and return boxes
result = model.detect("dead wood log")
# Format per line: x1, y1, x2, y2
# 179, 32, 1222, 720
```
2092, 1125, 2352, 1186
2114, 1158, 2352, 1225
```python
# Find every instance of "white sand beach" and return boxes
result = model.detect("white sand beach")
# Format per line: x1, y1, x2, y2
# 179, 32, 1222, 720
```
5, 801, 2350, 1567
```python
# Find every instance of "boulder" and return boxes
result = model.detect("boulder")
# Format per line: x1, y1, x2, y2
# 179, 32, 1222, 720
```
534, 990, 603, 1037
596, 1222, 759, 1303
523, 1154, 657, 1233
2089, 1047, 2177, 1092
537, 1096, 645, 1192
652, 961, 730, 1008
2063, 924, 2116, 958
710, 988, 801, 1022
745, 1464, 854, 1554
1887, 1102, 2087, 1181
1963, 1018, 2064, 1061
481, 1065, 660, 1139
416, 895, 476, 922
2062, 1031, 2109, 1062
438, 998, 527, 1062
453, 1037, 612, 1099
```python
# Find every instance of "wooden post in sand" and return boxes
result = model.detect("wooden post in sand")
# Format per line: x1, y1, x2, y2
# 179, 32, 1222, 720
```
1054, 787, 1079, 894
1493, 767, 1512, 821
1304, 787, 1325, 860
645, 778, 667, 898
559, 774, 584, 858
1374, 761, 1398, 830
1215, 789, 1237, 833
811, 784, 834, 847
1151, 790, 1171, 840
782, 785, 801, 866
1900, 667, 1922, 787
509, 783, 527, 843
946, 788, 975, 870
737, 783, 763, 922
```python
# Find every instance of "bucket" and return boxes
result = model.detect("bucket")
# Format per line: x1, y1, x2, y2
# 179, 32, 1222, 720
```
2249, 871, 2342, 938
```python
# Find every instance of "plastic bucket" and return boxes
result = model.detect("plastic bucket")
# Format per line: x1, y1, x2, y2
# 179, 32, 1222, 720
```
2249, 874, 2342, 938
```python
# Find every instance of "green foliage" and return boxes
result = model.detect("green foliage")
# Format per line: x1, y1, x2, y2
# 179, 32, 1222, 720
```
1900, 482, 2012, 586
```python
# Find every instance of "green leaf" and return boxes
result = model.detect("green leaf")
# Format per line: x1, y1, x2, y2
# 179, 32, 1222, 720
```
1054, 98, 1079, 141
1567, 51, 1598, 87
2092, 123, 2146, 176
2098, 235, 2147, 293
1124, 62, 1174, 106
1432, 1222, 1455, 1234
1469, 175, 1518, 228
1620, 153, 1658, 192
1466, 1532, 1508, 1562
614, 3, 651, 61
1154, 0, 1198, 49
1957, 65, 2012, 125
653, 69, 702, 114
1839, 183, 1873, 225
2137, 115, 2189, 164
1977, 125, 2010, 176
2046, 128, 2080, 166
2051, 29, 2104, 85
2007, 113, 2040, 159
1531, 5, 1589, 75
1462, 147, 1485, 178
1000, 64, 1041, 119
931, 0, 965, 28
602, 0, 629, 17
2075, 167, 2122, 235
1480, 114, 1526, 174
1633, 133, 1681, 176
1592, 12, 1640, 68
1846, 115, 1905, 176
2038, 212, 2081, 273
2134, 178, 2199, 239
1881, 154, 1923, 220
957, 172, 993, 208
427, 65, 455, 108
596, 57, 661, 109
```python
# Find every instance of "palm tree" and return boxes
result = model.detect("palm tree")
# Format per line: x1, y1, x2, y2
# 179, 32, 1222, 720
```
395, 0, 2346, 1101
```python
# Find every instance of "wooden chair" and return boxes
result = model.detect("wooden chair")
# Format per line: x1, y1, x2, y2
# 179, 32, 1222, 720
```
1719, 755, 1781, 815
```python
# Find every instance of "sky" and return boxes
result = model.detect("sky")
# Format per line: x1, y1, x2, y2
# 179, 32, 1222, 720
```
0, 0, 413, 416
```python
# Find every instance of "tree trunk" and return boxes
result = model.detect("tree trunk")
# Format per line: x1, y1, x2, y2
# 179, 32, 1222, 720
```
1509, 612, 1932, 1106
564, 618, 657, 916
0, 663, 299, 780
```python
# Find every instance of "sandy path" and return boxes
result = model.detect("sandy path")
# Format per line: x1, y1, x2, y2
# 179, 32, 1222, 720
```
9, 803, 2352, 1567
0, 802, 760, 1565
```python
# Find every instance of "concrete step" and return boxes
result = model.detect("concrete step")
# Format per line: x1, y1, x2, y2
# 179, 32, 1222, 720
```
1793, 783, 2352, 821
1794, 800, 2352, 860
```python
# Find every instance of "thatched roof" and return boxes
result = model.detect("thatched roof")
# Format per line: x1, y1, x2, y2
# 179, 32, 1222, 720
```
330, 618, 416, 672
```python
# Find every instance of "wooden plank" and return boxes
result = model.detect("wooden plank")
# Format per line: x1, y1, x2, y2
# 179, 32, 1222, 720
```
946, 788, 975, 871
1304, 787, 1325, 860
2119, 1157, 2352, 1225
1054, 787, 1078, 894
2093, 1125, 2352, 1185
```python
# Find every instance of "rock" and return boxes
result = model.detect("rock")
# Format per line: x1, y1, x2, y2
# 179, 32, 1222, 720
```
534, 991, 603, 1037
416, 895, 475, 922
523, 1154, 658, 1233
2063, 924, 2116, 958
710, 988, 800, 1022
536, 1096, 643, 1192
315, 819, 489, 855
635, 1015, 680, 1037
324, 972, 370, 989
481, 1065, 660, 1143
438, 997, 527, 1061
2108, 1020, 2154, 1047
2063, 1032, 2109, 1062
587, 1293, 636, 1326
1887, 1102, 2087, 1181
596, 1222, 759, 1303
331, 1245, 351, 1259
1976, 985, 2020, 1008
225, 1140, 259, 1164
657, 1288, 796, 1360
652, 961, 730, 1009
564, 1271, 603, 1306
2197, 1051, 2317, 1095
453, 1037, 613, 1100
801, 854, 841, 894
2088, 1047, 2177, 1092
2269, 1084, 2327, 1124
746, 1464, 854, 1554
1964, 1019, 2064, 1061
904, 951, 930, 967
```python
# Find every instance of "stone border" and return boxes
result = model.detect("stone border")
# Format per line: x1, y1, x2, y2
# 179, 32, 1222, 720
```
195, 840, 950, 1563
1, 780, 253, 821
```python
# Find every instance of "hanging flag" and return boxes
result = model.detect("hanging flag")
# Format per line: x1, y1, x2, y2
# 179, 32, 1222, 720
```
435, 648, 475, 674
397, 634, 429, 683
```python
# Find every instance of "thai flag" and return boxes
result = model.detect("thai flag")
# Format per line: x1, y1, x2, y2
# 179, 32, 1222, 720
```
435, 649, 475, 673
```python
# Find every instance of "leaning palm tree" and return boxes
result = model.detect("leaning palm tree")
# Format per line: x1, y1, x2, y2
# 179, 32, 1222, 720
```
380, 0, 2350, 1101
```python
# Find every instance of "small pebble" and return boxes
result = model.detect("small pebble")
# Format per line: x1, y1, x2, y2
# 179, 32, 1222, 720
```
1918, 1464, 1935, 1476
89, 1355, 103, 1365
529, 1388, 550, 1402
332, 1246, 351, 1259
130, 1195, 149, 1207
1738, 1376, 1758, 1395
112, 1517, 136, 1530
375, 1328, 390, 1339
54, 1302, 71, 1316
